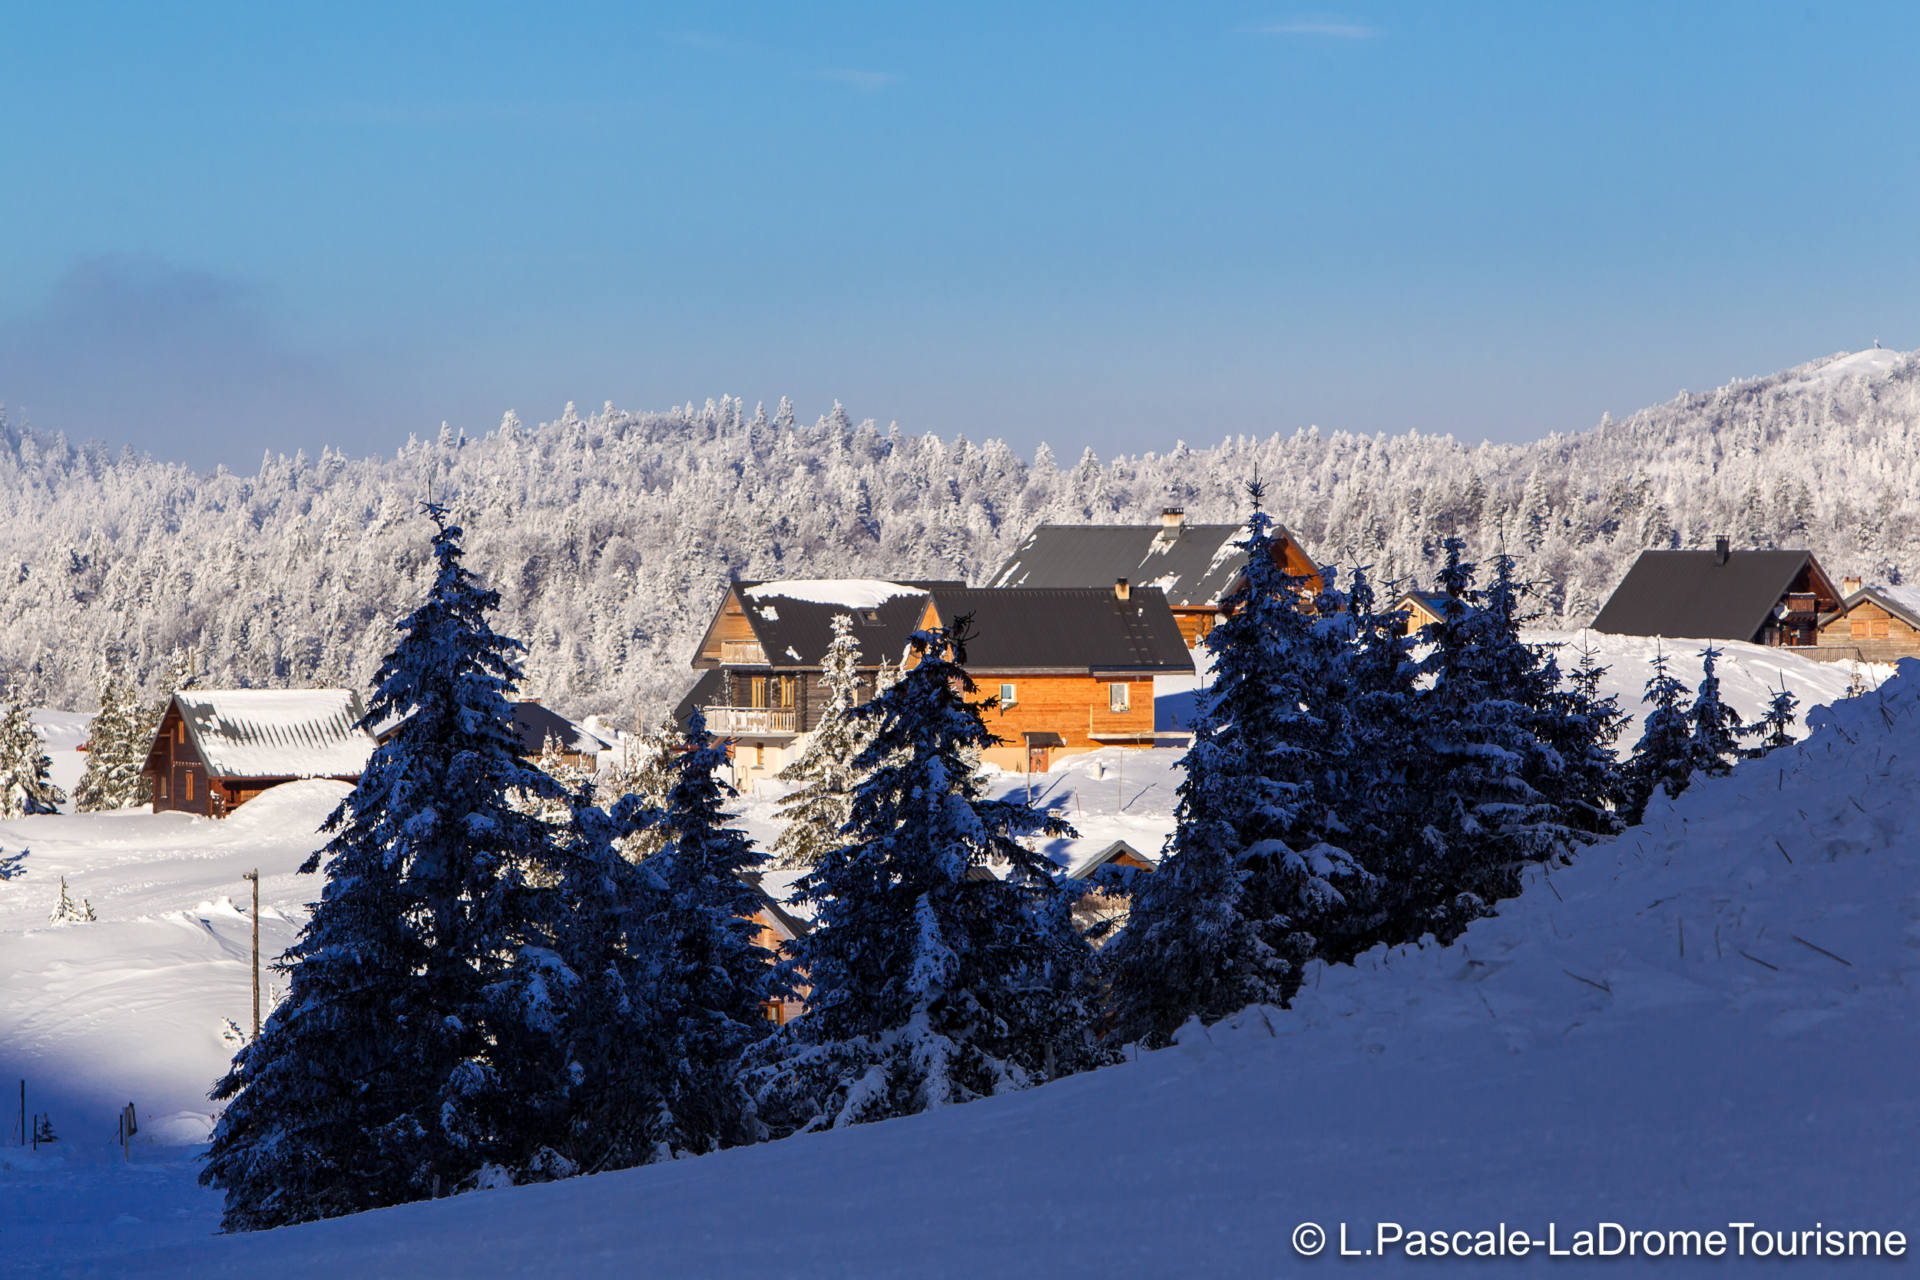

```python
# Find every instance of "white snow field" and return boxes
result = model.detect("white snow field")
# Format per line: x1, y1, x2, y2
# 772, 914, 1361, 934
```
4, 655, 1916, 1276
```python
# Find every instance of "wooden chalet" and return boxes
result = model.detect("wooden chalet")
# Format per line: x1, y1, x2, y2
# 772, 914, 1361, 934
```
142, 689, 375, 817
1392, 589, 1450, 637
1590, 540, 1842, 647
988, 508, 1320, 646
1818, 581, 1920, 661
680, 577, 1194, 789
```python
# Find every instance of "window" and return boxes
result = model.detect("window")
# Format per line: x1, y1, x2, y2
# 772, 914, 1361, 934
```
158, 775, 168, 800
183, 771, 194, 802
754, 745, 765, 767
1109, 682, 1131, 713
175, 720, 185, 744
999, 682, 1018, 707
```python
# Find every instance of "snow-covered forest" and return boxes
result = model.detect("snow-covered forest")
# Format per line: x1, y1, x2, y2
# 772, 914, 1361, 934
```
1, 346, 1915, 721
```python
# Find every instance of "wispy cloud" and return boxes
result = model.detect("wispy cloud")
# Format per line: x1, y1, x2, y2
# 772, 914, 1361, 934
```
1250, 17, 1380, 39
816, 68, 899, 92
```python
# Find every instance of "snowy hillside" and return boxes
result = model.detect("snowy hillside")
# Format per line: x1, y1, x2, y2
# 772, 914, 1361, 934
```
4, 659, 1916, 1274
2, 347, 1917, 724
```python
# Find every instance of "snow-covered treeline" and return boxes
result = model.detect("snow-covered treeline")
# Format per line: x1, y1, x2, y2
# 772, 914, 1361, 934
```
2, 348, 1916, 721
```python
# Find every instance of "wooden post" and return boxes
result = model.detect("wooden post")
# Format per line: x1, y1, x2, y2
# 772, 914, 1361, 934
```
242, 870, 261, 1040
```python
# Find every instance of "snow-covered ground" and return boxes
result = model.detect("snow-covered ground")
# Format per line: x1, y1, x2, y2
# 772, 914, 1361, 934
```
4, 655, 1914, 1275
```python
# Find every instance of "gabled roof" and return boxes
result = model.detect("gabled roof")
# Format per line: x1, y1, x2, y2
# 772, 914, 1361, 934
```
512, 702, 615, 756
371, 700, 610, 756
1833, 585, 1920, 630
150, 689, 374, 780
700, 579, 962, 670
1061, 838, 1156, 879
988, 521, 1315, 609
1590, 549, 1836, 642
926, 587, 1194, 675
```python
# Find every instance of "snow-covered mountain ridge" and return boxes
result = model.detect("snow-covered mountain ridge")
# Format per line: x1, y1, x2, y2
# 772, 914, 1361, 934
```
1, 347, 1915, 722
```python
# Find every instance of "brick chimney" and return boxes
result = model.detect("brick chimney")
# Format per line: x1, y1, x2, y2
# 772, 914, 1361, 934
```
1159, 507, 1184, 529
1713, 536, 1730, 566
1843, 576, 1862, 595
1115, 578, 1131, 602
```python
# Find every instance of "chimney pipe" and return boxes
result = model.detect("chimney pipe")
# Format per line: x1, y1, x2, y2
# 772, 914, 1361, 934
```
1714, 536, 1730, 566
1115, 578, 1131, 602
1159, 507, 1185, 529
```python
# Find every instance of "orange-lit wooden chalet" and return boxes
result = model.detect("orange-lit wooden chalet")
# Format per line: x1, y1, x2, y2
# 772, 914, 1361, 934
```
679, 577, 1194, 787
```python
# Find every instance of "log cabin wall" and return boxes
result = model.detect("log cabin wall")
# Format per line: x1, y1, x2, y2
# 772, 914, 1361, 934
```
973, 673, 1157, 769
148, 705, 212, 817
1819, 600, 1920, 661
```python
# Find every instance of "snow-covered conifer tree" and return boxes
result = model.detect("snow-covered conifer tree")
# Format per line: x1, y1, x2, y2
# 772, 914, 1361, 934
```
1623, 650, 1694, 823
1400, 545, 1572, 941
745, 621, 1102, 1133
73, 661, 149, 811
1536, 641, 1626, 838
1105, 488, 1367, 1045
643, 714, 780, 1154
203, 504, 583, 1230
48, 876, 95, 923
770, 614, 864, 870
1685, 646, 1744, 778
1743, 680, 1799, 757
0, 689, 65, 816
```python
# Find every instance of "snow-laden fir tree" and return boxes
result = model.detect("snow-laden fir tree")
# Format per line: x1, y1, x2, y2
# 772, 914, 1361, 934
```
1398, 544, 1576, 942
745, 621, 1104, 1134
203, 504, 594, 1230
770, 613, 864, 870
48, 876, 95, 923
1742, 679, 1800, 757
641, 713, 781, 1154
602, 721, 683, 863
0, 688, 65, 817
1623, 649, 1694, 824
72, 661, 149, 811
1313, 563, 1424, 963
1686, 646, 1744, 778
1105, 488, 1368, 1046
1535, 640, 1626, 838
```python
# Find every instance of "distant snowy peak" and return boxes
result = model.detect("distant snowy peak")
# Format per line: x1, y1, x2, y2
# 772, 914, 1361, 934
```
1790, 346, 1911, 388
743, 579, 922, 610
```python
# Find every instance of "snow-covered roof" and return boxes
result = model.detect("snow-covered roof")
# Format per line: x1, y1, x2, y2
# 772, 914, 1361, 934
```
743, 579, 921, 610
1864, 585, 1920, 629
989, 520, 1315, 609
168, 689, 375, 780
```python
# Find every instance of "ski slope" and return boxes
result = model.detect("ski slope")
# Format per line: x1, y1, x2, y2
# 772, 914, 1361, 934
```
4, 658, 1915, 1275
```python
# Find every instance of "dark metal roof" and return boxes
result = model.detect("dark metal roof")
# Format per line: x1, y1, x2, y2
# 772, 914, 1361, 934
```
1590, 549, 1828, 642
989, 522, 1307, 609
512, 702, 611, 756
927, 587, 1194, 674
726, 581, 957, 670
672, 669, 726, 730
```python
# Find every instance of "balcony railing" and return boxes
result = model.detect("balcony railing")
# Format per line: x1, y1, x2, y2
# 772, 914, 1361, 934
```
722, 641, 769, 665
702, 706, 799, 737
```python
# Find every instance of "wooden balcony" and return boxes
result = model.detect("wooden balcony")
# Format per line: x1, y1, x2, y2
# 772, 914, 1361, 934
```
702, 706, 798, 737
722, 641, 769, 665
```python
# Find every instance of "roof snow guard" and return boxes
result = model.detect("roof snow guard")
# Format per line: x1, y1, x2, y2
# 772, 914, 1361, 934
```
169, 689, 375, 780
988, 520, 1314, 609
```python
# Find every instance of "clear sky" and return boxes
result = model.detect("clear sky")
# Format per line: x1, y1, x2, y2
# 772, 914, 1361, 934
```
2, 2, 1916, 472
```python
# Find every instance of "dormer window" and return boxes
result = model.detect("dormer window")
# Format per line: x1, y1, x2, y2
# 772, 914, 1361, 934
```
860, 609, 882, 626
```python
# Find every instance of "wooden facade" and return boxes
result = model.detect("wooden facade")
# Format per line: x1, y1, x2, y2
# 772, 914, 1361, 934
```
1818, 591, 1920, 662
973, 673, 1158, 771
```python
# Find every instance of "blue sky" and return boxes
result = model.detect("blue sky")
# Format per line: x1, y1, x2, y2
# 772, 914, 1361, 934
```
2, 1, 1916, 471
